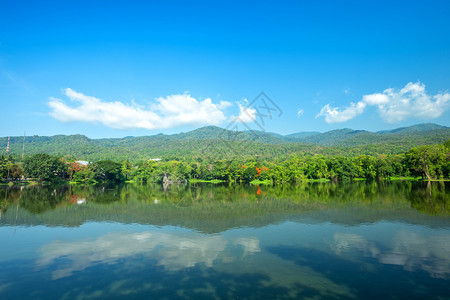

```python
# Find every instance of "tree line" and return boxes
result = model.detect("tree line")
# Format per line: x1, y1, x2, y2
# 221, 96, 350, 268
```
1, 142, 449, 184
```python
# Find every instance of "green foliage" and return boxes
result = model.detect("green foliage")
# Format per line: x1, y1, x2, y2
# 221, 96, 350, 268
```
9, 163, 24, 180
0, 155, 11, 179
23, 153, 66, 182
10, 140, 450, 186
3, 128, 449, 185
71, 167, 97, 184
1, 124, 449, 162
90, 160, 124, 182
406, 145, 448, 179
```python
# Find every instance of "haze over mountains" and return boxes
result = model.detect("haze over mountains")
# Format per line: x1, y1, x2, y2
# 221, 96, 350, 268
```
1, 123, 449, 162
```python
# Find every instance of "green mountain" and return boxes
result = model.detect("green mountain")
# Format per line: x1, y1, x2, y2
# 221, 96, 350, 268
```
289, 124, 450, 147
377, 123, 448, 134
1, 123, 449, 162
299, 129, 375, 145
285, 131, 321, 140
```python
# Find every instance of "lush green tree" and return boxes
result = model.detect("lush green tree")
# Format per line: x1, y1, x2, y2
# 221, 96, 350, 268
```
356, 155, 377, 179
0, 155, 9, 179
23, 153, 66, 182
90, 160, 124, 182
242, 162, 257, 182
9, 163, 24, 180
121, 160, 133, 181
72, 166, 97, 184
405, 145, 447, 179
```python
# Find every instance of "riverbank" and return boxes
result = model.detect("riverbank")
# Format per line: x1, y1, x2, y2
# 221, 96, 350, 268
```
3, 177, 449, 186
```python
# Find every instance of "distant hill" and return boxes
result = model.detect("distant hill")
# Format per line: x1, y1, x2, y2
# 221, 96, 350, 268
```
285, 131, 321, 140
289, 124, 450, 147
172, 126, 288, 144
377, 123, 448, 134
170, 126, 224, 140
1, 123, 449, 162
299, 129, 375, 145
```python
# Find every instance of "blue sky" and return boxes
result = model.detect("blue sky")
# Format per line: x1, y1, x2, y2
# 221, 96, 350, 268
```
1, 0, 449, 138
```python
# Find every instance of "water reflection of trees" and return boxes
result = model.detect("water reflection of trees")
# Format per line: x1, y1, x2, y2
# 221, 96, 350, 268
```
408, 181, 448, 215
0, 181, 448, 229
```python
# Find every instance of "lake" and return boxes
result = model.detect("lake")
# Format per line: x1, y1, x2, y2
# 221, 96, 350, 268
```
0, 181, 449, 299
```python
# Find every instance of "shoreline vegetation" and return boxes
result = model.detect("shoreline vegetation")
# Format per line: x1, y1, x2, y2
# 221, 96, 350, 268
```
2, 177, 438, 185
1, 141, 449, 185
0, 176, 440, 186
2, 177, 445, 187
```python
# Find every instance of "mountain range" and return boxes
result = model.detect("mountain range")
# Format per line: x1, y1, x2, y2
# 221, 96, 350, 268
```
1, 123, 449, 161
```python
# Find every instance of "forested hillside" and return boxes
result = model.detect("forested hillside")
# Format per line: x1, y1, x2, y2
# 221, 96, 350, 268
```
1, 123, 449, 162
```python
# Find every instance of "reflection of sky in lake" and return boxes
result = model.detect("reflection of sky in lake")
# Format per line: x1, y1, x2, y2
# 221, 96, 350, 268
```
0, 220, 434, 299
25, 223, 356, 298
332, 231, 450, 279
36, 231, 260, 279
0, 218, 449, 299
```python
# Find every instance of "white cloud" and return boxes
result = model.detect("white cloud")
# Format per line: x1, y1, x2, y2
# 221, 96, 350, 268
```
316, 82, 450, 123
362, 93, 390, 105
378, 82, 450, 123
234, 102, 256, 123
48, 88, 232, 130
316, 102, 366, 123
297, 109, 304, 117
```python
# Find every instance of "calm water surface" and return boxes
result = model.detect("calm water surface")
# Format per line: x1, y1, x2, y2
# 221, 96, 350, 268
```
0, 181, 449, 299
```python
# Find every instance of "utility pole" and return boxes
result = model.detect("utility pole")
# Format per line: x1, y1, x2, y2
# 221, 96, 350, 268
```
6, 137, 10, 181
6, 136, 10, 154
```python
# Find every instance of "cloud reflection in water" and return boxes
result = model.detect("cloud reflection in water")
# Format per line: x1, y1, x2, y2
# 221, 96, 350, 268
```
36, 231, 260, 279
332, 231, 450, 279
